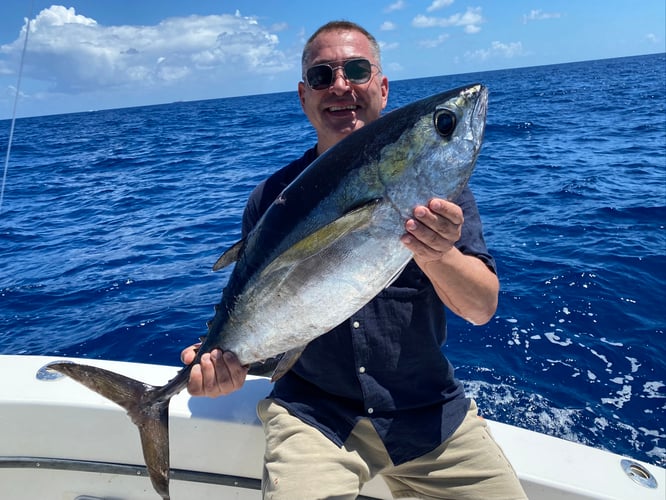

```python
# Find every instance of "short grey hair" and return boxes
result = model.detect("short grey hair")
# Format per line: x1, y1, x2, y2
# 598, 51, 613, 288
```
301, 20, 382, 73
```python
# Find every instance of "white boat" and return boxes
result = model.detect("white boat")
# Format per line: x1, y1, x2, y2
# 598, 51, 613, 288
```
1, 354, 663, 499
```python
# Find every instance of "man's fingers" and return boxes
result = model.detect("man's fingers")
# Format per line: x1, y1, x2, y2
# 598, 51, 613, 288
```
187, 363, 204, 396
181, 342, 201, 365
429, 198, 463, 225
184, 347, 248, 397
200, 351, 222, 396
223, 351, 249, 390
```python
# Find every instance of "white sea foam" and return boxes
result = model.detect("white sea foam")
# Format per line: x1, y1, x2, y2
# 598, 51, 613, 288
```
544, 331, 572, 346
643, 381, 666, 398
601, 384, 632, 409
626, 357, 641, 373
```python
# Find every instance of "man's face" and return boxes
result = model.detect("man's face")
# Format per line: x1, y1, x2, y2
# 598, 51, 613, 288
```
298, 29, 389, 154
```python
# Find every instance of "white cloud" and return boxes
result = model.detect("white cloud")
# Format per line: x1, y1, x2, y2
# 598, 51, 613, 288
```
380, 21, 397, 31
412, 14, 440, 27
271, 22, 289, 32
0, 5, 293, 95
466, 41, 525, 61
385, 1, 406, 13
412, 7, 484, 33
465, 24, 481, 35
645, 33, 660, 44
33, 5, 97, 28
427, 0, 455, 13
379, 41, 400, 51
386, 61, 404, 73
419, 34, 450, 49
522, 10, 562, 24
4, 85, 27, 99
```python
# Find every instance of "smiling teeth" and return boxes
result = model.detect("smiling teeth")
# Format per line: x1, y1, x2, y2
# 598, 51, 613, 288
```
329, 105, 357, 111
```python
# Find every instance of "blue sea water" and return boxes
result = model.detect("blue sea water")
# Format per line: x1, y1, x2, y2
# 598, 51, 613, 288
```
1, 53, 665, 468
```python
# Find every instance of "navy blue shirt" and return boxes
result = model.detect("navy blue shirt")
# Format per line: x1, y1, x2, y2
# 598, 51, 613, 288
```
242, 145, 497, 465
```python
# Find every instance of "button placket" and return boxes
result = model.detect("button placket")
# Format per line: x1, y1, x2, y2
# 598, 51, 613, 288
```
352, 319, 365, 374
350, 316, 374, 416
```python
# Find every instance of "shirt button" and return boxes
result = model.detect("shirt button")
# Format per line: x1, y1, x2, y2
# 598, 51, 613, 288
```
359, 366, 366, 374
367, 407, 374, 414
352, 321, 360, 329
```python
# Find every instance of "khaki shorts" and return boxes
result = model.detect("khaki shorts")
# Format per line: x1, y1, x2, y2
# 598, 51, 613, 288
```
257, 398, 527, 500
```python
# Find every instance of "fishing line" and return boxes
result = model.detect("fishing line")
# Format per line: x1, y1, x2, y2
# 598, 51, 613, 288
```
1, 6, 33, 215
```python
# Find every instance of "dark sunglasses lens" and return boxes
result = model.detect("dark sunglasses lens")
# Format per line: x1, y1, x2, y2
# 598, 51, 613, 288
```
306, 59, 373, 89
345, 59, 372, 83
306, 65, 333, 90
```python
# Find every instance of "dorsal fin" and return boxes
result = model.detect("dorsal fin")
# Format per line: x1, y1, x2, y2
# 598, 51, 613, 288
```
212, 239, 244, 271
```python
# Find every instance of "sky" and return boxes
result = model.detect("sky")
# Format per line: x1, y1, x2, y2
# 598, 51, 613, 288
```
1, 1, 664, 119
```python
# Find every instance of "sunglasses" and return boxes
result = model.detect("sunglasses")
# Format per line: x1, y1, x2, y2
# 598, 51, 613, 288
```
304, 58, 378, 90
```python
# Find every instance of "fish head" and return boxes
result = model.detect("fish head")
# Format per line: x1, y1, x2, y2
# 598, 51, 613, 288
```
427, 83, 488, 191
364, 83, 488, 216
440, 83, 488, 154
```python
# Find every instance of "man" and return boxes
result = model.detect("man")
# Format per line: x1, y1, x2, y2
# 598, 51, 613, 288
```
182, 21, 527, 499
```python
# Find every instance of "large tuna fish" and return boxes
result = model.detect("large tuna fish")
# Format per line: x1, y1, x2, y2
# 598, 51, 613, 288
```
48, 83, 488, 499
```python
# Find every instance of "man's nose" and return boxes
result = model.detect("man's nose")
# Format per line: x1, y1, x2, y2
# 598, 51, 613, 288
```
329, 68, 350, 93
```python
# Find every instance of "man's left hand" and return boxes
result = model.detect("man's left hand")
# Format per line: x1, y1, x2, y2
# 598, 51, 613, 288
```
401, 198, 463, 263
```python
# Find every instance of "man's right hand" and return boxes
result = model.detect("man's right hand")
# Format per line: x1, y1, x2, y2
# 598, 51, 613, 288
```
181, 344, 249, 397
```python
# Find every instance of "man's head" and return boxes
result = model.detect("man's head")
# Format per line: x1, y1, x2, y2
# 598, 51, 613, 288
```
298, 21, 389, 154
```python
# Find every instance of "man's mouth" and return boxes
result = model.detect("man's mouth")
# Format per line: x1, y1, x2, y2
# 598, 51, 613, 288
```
327, 104, 358, 113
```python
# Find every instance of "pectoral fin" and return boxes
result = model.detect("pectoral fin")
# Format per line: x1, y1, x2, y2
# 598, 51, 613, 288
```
260, 199, 382, 279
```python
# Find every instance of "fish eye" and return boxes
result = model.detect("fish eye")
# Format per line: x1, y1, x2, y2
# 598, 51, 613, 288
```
434, 109, 457, 138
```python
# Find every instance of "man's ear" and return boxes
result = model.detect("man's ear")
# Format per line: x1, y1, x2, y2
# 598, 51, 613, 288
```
298, 81, 307, 112
380, 76, 389, 111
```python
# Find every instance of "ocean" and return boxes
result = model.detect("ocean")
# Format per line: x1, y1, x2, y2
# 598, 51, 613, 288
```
1, 53, 664, 468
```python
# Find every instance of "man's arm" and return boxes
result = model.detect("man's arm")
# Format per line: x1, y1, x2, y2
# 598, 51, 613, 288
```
401, 197, 499, 325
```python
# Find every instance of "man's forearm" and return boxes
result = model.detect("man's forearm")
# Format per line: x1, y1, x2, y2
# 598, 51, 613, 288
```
418, 247, 499, 325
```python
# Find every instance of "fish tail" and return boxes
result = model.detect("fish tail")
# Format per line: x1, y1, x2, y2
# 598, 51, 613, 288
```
48, 361, 172, 500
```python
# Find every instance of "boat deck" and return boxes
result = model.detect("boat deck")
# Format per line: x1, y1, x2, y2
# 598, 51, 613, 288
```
1, 355, 663, 499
